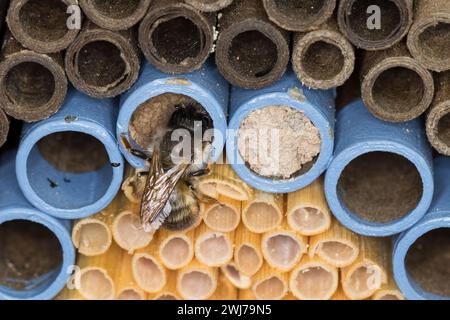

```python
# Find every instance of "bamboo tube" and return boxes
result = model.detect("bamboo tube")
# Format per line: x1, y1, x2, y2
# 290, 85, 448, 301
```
115, 250, 146, 300
185, 0, 233, 12
263, 0, 336, 32
286, 177, 331, 236
210, 272, 239, 300
147, 270, 181, 300
234, 223, 263, 277
157, 229, 195, 270
361, 41, 434, 122
6, 0, 81, 53
202, 196, 241, 233
196, 164, 253, 201
242, 191, 283, 233
220, 262, 252, 290
251, 263, 288, 300
292, 16, 354, 90
341, 237, 389, 300
177, 258, 218, 300
194, 223, 234, 267
289, 255, 339, 300
215, 0, 289, 89
0, 34, 67, 122
372, 277, 404, 300
0, 109, 8, 148
112, 210, 154, 254
337, 0, 413, 50
79, 0, 152, 31
138, 0, 215, 74
261, 218, 308, 272
76, 242, 122, 300
426, 71, 450, 156
309, 218, 360, 268
407, 0, 450, 72
131, 240, 167, 293
65, 22, 140, 98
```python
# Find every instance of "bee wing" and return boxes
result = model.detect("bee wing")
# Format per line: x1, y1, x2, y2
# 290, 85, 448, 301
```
140, 150, 189, 231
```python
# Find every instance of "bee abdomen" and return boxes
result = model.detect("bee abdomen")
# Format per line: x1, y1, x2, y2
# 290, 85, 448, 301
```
162, 183, 200, 231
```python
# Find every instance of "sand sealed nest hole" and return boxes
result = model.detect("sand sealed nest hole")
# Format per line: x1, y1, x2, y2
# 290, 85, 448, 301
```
238, 106, 321, 180
72, 219, 111, 256
406, 228, 450, 297
0, 220, 62, 292
337, 152, 423, 224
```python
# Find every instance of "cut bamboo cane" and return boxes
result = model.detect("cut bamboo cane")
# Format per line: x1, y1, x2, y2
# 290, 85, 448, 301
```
65, 22, 140, 98
286, 177, 332, 236
139, 0, 215, 74
234, 223, 263, 277
289, 255, 339, 300
185, 0, 233, 12
157, 229, 195, 270
177, 258, 218, 300
341, 237, 389, 300
115, 250, 146, 300
194, 223, 234, 267
426, 71, 450, 156
372, 258, 404, 300
76, 242, 122, 300
196, 164, 253, 201
242, 191, 283, 233
6, 0, 80, 53
215, 0, 290, 89
202, 196, 241, 233
0, 34, 67, 122
210, 272, 239, 300
338, 0, 413, 50
79, 0, 152, 31
361, 41, 434, 122
261, 218, 308, 272
407, 0, 450, 72
292, 16, 355, 90
112, 210, 154, 254
147, 270, 181, 300
309, 217, 360, 268
251, 263, 288, 300
263, 0, 336, 32
0, 109, 9, 148
131, 240, 167, 293
220, 262, 252, 290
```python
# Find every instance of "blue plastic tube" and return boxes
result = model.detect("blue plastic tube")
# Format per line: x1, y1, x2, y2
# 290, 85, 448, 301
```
117, 58, 229, 169
0, 151, 75, 300
15, 88, 124, 220
325, 99, 434, 236
393, 156, 450, 300
226, 68, 335, 193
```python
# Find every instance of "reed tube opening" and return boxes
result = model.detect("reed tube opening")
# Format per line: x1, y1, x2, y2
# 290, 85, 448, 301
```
0, 109, 9, 147
316, 241, 358, 268
203, 204, 240, 233
243, 202, 282, 233
405, 228, 450, 297
253, 275, 287, 300
112, 212, 153, 253
344, 263, 384, 299
185, 0, 233, 12
290, 263, 338, 300
0, 220, 63, 297
221, 263, 252, 289
178, 270, 216, 300
372, 290, 404, 300
426, 92, 450, 156
79, 0, 151, 30
117, 288, 144, 300
235, 244, 263, 276
132, 254, 166, 293
337, 152, 423, 224
198, 181, 248, 201
79, 267, 115, 300
338, 0, 412, 50
65, 27, 140, 98
72, 219, 111, 256
288, 207, 330, 235
263, 0, 336, 32
7, 0, 80, 53
195, 232, 233, 267
262, 233, 304, 271
139, 2, 214, 73
160, 235, 193, 270
0, 51, 67, 122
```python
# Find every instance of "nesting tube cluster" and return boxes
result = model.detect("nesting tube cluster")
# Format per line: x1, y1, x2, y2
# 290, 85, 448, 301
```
0, 151, 75, 300
325, 100, 434, 236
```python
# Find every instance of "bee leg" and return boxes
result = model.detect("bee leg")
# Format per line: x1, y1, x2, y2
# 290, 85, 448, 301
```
190, 167, 210, 177
120, 133, 150, 160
